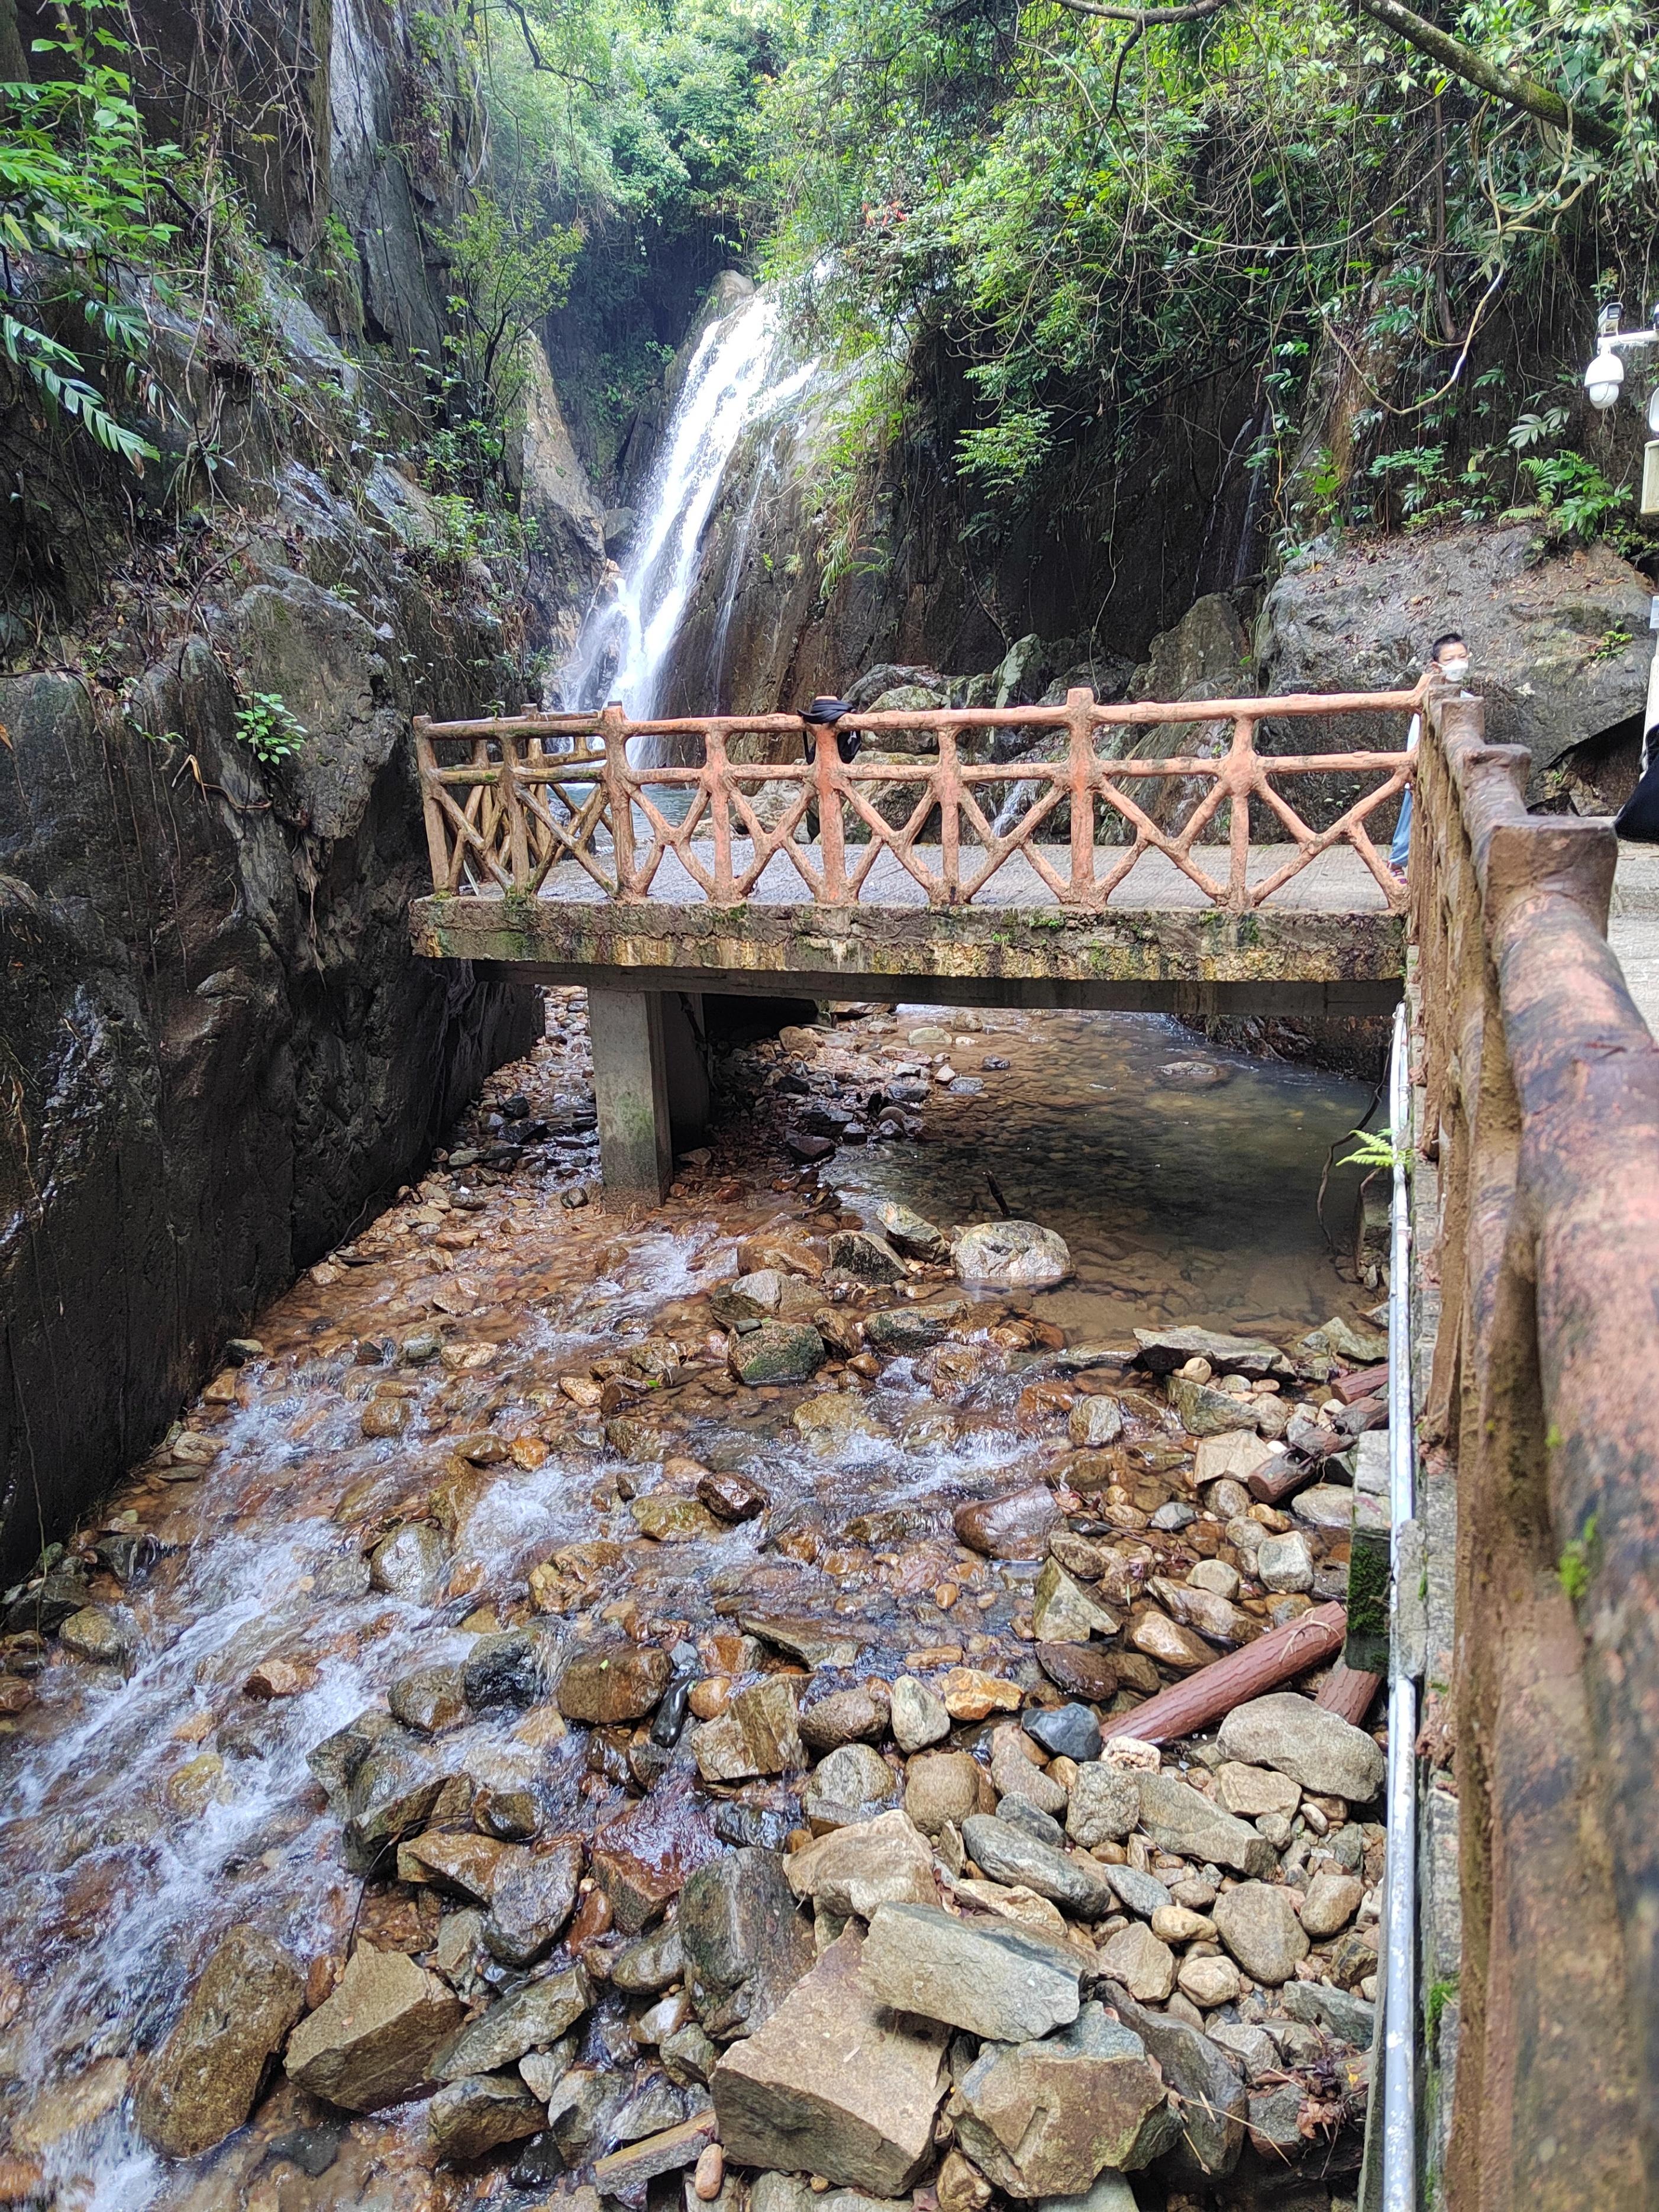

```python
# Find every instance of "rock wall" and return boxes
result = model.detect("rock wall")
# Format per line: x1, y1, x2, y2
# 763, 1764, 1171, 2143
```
0, 0, 614, 1573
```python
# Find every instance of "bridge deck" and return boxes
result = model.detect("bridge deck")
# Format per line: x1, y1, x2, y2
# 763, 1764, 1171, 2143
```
412, 841, 1403, 1018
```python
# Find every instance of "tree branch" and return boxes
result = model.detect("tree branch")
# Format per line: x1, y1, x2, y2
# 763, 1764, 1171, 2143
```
1044, 0, 1619, 153
1351, 0, 1617, 152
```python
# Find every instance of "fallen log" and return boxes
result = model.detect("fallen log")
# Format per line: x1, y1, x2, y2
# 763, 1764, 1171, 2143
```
1248, 1456, 1321, 1506
1102, 1601, 1347, 1745
1316, 1660, 1382, 1726
1332, 1362, 1389, 1406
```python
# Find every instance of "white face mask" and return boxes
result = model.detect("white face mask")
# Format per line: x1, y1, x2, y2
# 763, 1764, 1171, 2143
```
1438, 654, 1470, 685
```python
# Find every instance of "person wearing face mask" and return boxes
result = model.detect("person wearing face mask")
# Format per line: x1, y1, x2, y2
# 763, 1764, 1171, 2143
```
1390, 633, 1470, 879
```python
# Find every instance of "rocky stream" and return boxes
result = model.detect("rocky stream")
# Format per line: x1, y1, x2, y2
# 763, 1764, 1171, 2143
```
0, 997, 1395, 2212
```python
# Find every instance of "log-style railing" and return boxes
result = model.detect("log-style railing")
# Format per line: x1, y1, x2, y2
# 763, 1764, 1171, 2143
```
413, 682, 1428, 914
1411, 691, 1659, 2208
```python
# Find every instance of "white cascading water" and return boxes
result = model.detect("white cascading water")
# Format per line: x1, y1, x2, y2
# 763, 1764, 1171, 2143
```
557, 285, 815, 718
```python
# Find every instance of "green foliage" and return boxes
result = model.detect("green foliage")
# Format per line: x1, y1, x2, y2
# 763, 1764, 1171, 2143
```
1426, 1974, 1458, 2042
1338, 1127, 1409, 1174
432, 194, 580, 490
0, 0, 180, 469
1518, 449, 1627, 540
1558, 1513, 1599, 1604
235, 692, 307, 765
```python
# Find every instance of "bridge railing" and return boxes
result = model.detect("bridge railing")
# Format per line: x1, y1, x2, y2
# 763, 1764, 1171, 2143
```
1411, 692, 1659, 2207
413, 682, 1426, 912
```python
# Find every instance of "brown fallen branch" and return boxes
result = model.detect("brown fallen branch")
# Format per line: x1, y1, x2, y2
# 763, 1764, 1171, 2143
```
1332, 1362, 1389, 1407
1248, 1456, 1322, 1506
1316, 1660, 1383, 1726
1102, 1601, 1347, 1744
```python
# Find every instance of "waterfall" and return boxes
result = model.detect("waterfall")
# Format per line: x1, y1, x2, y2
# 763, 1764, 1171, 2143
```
556, 286, 815, 718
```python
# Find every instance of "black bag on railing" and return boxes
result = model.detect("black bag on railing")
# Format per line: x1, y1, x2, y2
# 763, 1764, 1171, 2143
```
801, 696, 860, 765
1614, 718, 1659, 843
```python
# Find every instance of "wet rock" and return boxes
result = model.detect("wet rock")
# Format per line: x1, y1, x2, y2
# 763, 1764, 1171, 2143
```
1193, 1430, 1279, 1486
1035, 1644, 1118, 1702
592, 1785, 722, 1933
954, 1487, 1059, 1560
712, 1928, 948, 2192
593, 2110, 721, 2207
866, 1300, 972, 1354
344, 1736, 455, 1871
861, 1900, 1082, 2041
1293, 1484, 1365, 1530
1067, 1397, 1124, 1449
1217, 1694, 1386, 1801
794, 1393, 885, 1453
559, 1641, 673, 1724
431, 2073, 545, 2161
388, 1664, 466, 1734
463, 1631, 546, 1710
801, 1681, 889, 1753
1147, 1578, 1258, 1648
692, 1678, 803, 1782
1297, 1315, 1389, 1365
284, 1946, 464, 2110
1211, 1882, 1308, 1985
960, 1815, 1114, 1918
953, 1221, 1072, 1290
1300, 1871, 1364, 1936
544, 2068, 631, 2163
1256, 1531, 1314, 1594
875, 1201, 948, 1261
730, 1323, 827, 1386
740, 1613, 875, 1671
951, 2003, 1177, 2193
891, 1674, 951, 1752
997, 1796, 1066, 1849
1096, 1922, 1175, 2002
632, 1494, 724, 1541
369, 1524, 446, 1604
1134, 1327, 1292, 1380
486, 1836, 585, 1964
698, 1470, 767, 1523
134, 1924, 304, 2158
399, 1830, 514, 1901
662, 2021, 720, 2085
1031, 1560, 1118, 1644
1135, 1775, 1276, 1877
829, 1231, 907, 1283
57, 1605, 133, 1665
1167, 1376, 1278, 1437
1064, 1763, 1139, 1847
990, 1726, 1068, 1815
711, 1271, 785, 1324
906, 1750, 984, 1834
611, 2072, 706, 2143
1036, 2177, 1137, 2212
612, 1922, 685, 1996
1108, 1988, 1246, 2178
681, 1847, 815, 2037
307, 1708, 399, 1805
1023, 1705, 1101, 1765
806, 1741, 902, 1827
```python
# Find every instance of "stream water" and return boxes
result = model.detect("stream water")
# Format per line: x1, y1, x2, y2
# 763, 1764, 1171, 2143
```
0, 998, 1379, 2211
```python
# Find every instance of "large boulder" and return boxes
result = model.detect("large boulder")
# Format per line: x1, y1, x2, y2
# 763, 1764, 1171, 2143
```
950, 2004, 1178, 2194
284, 1947, 463, 2110
134, 1926, 304, 2157
1258, 521, 1653, 777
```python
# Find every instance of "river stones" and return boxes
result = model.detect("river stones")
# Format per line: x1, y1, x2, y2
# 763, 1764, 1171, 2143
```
728, 1323, 826, 1385
960, 1816, 1115, 1918
436, 1965, 592, 2078
950, 2003, 1177, 2192
1096, 1922, 1175, 2003
1064, 1762, 1140, 1847
698, 1469, 767, 1522
1035, 1642, 1118, 1701
905, 1750, 985, 1833
135, 1925, 304, 2157
800, 1679, 890, 1752
1215, 1763, 1300, 1819
464, 1630, 547, 1709
485, 1836, 584, 1963
861, 1901, 1082, 2042
875, 1201, 948, 1260
712, 1929, 949, 2193
828, 1230, 906, 1282
388, 1664, 466, 1734
1134, 1327, 1293, 1381
430, 2074, 544, 2161
952, 1221, 1072, 1289
954, 1486, 1059, 1559
1022, 1704, 1102, 1764
1067, 1395, 1124, 1448
680, 1847, 815, 2039
557, 1640, 672, 1724
369, 1523, 446, 1604
866, 1300, 971, 1354
890, 1673, 951, 1752
1212, 1882, 1309, 1984
1134, 1774, 1277, 1877
1216, 1693, 1386, 1801
285, 1948, 463, 2111
786, 1810, 937, 1918
1031, 1560, 1119, 1643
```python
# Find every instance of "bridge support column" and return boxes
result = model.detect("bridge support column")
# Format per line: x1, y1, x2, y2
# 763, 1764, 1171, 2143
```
588, 987, 707, 1197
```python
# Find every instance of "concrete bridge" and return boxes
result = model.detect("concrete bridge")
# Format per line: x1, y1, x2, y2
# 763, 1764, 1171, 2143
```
411, 681, 1421, 1191
409, 678, 1659, 2208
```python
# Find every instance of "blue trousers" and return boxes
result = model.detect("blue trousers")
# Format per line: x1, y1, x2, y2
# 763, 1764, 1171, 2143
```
1390, 788, 1412, 869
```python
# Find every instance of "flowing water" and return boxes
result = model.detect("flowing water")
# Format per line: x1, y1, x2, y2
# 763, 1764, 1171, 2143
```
0, 995, 1379, 2211
556, 290, 815, 718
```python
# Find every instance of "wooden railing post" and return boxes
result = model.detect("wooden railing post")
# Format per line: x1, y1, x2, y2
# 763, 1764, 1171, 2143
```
814, 724, 847, 904
413, 717, 450, 892
601, 702, 638, 898
1067, 686, 1096, 904
706, 723, 734, 904
937, 723, 961, 904
1226, 717, 1254, 912
498, 729, 531, 888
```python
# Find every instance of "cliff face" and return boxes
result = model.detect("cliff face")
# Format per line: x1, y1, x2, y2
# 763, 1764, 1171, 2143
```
0, 0, 609, 1573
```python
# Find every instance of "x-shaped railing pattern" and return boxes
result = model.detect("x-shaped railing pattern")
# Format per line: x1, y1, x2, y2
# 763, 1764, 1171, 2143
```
414, 680, 1428, 913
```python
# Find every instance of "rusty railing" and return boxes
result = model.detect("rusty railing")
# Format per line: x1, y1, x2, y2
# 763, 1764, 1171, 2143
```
413, 682, 1427, 914
1410, 691, 1659, 2208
